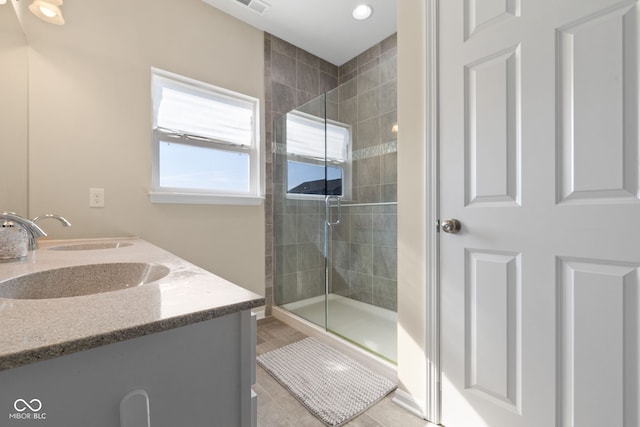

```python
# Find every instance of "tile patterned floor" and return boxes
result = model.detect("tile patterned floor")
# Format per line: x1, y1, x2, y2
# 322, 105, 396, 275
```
256, 317, 433, 427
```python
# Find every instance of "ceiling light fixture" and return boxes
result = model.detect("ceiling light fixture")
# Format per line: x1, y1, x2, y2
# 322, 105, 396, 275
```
29, 0, 65, 25
352, 4, 373, 21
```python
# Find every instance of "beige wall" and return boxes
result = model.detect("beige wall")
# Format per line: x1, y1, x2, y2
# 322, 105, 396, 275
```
0, 4, 28, 215
9, 0, 265, 295
397, 0, 430, 416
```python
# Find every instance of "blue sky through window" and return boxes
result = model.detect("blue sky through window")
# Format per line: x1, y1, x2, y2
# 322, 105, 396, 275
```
159, 141, 249, 192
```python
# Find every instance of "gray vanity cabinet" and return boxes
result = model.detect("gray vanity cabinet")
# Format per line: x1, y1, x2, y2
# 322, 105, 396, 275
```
0, 310, 257, 427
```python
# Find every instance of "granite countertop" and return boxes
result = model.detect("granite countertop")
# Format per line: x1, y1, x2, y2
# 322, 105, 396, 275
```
0, 238, 265, 371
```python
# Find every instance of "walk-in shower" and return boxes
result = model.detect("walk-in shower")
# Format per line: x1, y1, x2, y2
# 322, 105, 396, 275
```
272, 58, 397, 363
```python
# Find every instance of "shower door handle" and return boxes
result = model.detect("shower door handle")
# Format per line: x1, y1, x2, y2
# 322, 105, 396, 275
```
325, 196, 341, 226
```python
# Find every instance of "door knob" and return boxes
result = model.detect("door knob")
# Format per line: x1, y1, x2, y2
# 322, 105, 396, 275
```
441, 219, 461, 234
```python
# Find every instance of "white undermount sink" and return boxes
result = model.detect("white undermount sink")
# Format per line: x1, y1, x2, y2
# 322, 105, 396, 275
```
0, 262, 170, 299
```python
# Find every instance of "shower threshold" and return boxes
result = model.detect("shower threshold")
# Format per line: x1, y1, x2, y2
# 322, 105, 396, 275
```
276, 294, 397, 379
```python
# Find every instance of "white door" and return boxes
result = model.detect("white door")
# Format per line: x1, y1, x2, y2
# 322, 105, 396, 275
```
439, 0, 640, 426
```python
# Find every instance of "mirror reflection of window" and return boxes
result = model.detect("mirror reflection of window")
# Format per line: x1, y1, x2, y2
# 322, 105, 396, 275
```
285, 112, 351, 199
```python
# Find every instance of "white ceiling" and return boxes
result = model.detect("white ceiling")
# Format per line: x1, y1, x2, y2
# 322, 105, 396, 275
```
201, 0, 397, 66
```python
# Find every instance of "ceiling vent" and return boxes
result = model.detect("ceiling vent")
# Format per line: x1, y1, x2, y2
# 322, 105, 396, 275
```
235, 0, 270, 15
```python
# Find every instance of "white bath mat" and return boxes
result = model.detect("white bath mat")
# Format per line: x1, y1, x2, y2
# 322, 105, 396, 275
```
257, 337, 396, 426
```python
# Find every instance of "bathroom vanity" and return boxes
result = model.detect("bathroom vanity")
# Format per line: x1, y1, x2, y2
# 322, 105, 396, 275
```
0, 238, 264, 427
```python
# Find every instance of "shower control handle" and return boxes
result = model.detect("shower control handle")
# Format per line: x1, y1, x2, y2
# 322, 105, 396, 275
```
441, 218, 461, 234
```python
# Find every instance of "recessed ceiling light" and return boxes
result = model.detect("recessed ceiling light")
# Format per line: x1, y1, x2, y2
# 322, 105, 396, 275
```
352, 4, 373, 21
39, 5, 58, 17
29, 0, 65, 25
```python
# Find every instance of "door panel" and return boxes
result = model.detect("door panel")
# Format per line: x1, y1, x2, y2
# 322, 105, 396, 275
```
464, 250, 521, 412
557, 258, 640, 426
439, 1, 640, 426
557, 3, 639, 203
465, 45, 521, 206
464, 0, 521, 40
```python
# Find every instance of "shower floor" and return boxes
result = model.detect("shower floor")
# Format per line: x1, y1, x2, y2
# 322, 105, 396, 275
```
281, 293, 397, 362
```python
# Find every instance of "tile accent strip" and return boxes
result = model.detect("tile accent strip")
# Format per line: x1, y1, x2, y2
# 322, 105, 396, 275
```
274, 140, 397, 160
352, 141, 397, 161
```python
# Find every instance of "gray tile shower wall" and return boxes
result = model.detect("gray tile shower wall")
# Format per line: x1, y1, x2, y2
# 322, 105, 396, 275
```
338, 33, 397, 205
331, 34, 398, 311
330, 203, 397, 311
266, 33, 397, 314
265, 34, 339, 313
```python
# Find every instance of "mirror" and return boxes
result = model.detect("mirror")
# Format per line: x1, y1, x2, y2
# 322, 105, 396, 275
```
0, 0, 268, 296
0, 3, 28, 214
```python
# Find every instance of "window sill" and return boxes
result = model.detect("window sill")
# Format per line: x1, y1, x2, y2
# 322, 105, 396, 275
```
149, 192, 264, 206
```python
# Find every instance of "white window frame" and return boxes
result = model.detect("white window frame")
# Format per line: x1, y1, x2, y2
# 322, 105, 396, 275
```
285, 111, 352, 201
149, 68, 262, 205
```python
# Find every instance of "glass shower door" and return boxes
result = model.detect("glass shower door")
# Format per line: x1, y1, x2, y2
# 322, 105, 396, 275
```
274, 78, 398, 364
272, 94, 331, 329
323, 82, 398, 363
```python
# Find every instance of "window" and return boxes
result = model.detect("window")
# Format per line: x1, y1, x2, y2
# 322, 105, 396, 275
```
150, 68, 261, 205
285, 112, 351, 199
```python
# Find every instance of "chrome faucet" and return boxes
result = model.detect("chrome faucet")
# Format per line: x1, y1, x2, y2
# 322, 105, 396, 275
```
32, 214, 72, 227
31, 214, 72, 249
0, 212, 47, 250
